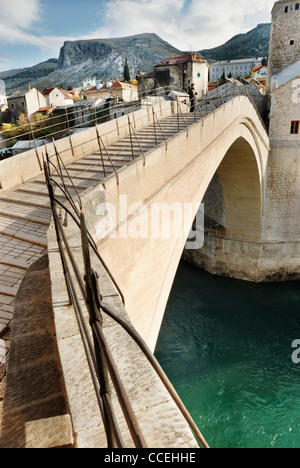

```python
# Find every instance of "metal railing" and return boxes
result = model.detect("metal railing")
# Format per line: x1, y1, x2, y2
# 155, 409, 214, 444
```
1, 81, 269, 196
45, 81, 269, 194
10, 79, 268, 448
43, 149, 210, 449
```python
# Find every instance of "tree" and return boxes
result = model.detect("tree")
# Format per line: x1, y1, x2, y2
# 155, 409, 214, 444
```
124, 57, 130, 82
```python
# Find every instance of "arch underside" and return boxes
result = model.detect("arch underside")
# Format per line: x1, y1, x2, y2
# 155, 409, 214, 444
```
147, 130, 264, 348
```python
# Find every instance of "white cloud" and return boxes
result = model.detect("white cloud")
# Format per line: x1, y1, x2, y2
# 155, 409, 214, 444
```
91, 0, 274, 51
0, 0, 41, 29
0, 0, 274, 58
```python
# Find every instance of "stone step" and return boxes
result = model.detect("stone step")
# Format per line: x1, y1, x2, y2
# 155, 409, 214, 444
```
0, 200, 51, 223
0, 284, 19, 298
0, 256, 29, 270
0, 191, 51, 209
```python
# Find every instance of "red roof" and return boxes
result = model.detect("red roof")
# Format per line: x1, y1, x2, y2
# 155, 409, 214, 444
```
155, 54, 206, 67
42, 87, 56, 95
36, 106, 53, 112
86, 86, 97, 92
86, 81, 138, 93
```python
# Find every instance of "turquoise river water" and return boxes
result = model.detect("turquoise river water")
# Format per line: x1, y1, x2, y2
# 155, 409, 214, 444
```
155, 261, 300, 449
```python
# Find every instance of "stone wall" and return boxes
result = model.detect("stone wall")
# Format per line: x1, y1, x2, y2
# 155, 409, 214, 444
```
269, 77, 300, 142
268, 0, 300, 78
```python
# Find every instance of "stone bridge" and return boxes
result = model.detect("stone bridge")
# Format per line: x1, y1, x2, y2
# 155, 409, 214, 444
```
0, 92, 269, 448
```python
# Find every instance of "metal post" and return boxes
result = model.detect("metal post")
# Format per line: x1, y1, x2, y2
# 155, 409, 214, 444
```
128, 115, 135, 160
65, 106, 75, 158
152, 107, 158, 146
96, 127, 107, 178
28, 117, 42, 171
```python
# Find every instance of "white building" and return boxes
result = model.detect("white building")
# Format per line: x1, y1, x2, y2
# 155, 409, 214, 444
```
85, 81, 138, 103
42, 87, 75, 108
83, 78, 97, 89
11, 139, 48, 156
0, 79, 7, 112
210, 58, 264, 82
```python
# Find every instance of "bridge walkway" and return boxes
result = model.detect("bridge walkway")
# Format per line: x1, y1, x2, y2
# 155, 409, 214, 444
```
0, 110, 203, 425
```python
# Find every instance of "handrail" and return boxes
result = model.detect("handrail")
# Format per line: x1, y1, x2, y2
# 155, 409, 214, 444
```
152, 107, 168, 149
128, 115, 146, 166
95, 127, 120, 185
43, 148, 210, 449
0, 85, 181, 146
176, 97, 189, 136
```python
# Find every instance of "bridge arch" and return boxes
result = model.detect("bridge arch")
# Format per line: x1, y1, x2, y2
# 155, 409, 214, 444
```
94, 96, 270, 350
209, 135, 263, 239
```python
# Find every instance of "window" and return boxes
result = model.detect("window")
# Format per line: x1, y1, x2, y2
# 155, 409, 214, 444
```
285, 6, 289, 12
290, 40, 295, 45
197, 73, 201, 78
291, 121, 300, 134
296, 3, 300, 10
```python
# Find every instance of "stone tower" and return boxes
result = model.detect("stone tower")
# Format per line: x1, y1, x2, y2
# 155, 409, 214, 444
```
185, 0, 300, 282
261, 0, 300, 279
268, 0, 300, 79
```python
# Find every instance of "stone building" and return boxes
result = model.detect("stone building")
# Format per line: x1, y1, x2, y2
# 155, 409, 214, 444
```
138, 54, 209, 98
154, 54, 209, 97
262, 0, 300, 273
268, 0, 300, 78
268, 1, 300, 141
7, 87, 47, 122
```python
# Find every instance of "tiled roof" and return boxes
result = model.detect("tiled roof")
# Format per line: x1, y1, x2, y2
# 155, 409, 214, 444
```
36, 106, 53, 112
86, 81, 138, 92
42, 88, 56, 95
155, 54, 205, 67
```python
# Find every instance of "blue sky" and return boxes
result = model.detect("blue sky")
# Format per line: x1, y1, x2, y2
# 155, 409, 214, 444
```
0, 0, 274, 72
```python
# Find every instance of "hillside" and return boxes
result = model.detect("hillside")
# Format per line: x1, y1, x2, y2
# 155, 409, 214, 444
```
0, 25, 271, 95
1, 34, 181, 94
0, 59, 58, 93
199, 23, 271, 61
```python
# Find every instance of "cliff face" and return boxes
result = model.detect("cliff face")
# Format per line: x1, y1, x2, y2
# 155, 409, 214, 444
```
0, 26, 271, 94
57, 34, 181, 75
57, 40, 114, 69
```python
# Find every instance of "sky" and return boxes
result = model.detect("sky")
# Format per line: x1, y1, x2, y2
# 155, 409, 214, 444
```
0, 0, 275, 72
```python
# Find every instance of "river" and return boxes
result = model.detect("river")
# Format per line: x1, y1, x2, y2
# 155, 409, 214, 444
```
155, 261, 300, 448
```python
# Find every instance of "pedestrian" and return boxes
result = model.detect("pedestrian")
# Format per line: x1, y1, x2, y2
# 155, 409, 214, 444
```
189, 83, 198, 113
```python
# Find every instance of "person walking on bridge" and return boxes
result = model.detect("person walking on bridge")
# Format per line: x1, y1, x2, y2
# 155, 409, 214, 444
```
189, 83, 198, 113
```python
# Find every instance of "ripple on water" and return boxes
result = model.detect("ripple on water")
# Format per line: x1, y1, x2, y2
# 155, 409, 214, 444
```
155, 261, 300, 449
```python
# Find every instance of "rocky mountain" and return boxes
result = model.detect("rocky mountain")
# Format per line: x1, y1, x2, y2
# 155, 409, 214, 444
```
199, 23, 271, 61
0, 59, 58, 94
0, 25, 271, 95
1, 34, 181, 94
